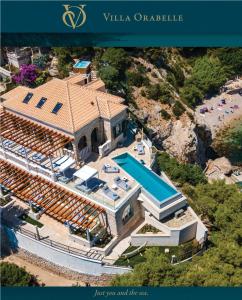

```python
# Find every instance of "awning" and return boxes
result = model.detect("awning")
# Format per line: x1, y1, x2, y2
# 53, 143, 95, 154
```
73, 165, 98, 182
58, 157, 75, 172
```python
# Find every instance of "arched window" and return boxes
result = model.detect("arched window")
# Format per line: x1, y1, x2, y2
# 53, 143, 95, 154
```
78, 136, 87, 151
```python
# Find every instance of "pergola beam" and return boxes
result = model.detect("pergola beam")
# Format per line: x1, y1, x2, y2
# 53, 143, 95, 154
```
1, 111, 73, 156
0, 159, 105, 230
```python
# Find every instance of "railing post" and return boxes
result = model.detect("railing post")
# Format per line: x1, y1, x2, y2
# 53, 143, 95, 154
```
35, 226, 40, 240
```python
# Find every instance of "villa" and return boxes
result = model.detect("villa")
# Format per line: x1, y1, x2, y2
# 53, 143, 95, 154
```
0, 62, 207, 274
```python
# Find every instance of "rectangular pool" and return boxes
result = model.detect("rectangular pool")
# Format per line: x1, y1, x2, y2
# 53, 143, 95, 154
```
74, 60, 91, 69
113, 153, 179, 202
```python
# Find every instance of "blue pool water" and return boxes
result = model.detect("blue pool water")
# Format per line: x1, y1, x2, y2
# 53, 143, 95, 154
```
113, 153, 178, 202
74, 60, 91, 68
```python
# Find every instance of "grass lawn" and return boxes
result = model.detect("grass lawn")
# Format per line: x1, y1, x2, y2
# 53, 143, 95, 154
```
115, 240, 199, 267
19, 214, 44, 228
115, 246, 146, 268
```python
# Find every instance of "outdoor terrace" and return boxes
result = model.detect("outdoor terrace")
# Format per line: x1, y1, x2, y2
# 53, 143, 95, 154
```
58, 139, 154, 210
161, 208, 195, 228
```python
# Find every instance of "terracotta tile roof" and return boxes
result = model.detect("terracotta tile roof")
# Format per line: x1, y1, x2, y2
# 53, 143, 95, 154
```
1, 78, 127, 134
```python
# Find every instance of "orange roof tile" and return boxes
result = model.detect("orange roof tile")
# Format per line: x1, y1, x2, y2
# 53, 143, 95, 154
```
1, 78, 127, 134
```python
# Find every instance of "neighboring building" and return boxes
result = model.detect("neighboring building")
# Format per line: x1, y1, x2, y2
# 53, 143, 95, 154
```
0, 64, 207, 271
5, 47, 50, 69
6, 47, 32, 68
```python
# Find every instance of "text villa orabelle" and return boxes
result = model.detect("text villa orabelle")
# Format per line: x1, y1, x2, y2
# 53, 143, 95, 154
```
103, 12, 184, 23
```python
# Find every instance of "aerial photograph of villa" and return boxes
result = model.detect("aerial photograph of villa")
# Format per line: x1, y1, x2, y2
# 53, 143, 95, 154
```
0, 47, 241, 287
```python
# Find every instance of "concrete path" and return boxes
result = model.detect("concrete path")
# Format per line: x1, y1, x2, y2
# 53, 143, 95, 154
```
104, 236, 131, 264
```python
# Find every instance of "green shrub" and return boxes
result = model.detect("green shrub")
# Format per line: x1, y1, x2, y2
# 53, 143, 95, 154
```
0, 262, 38, 286
126, 71, 149, 87
157, 152, 207, 186
172, 101, 185, 118
140, 89, 146, 97
160, 109, 171, 120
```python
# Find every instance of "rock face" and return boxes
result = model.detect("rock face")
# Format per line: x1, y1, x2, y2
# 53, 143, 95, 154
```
206, 157, 233, 176
162, 120, 212, 165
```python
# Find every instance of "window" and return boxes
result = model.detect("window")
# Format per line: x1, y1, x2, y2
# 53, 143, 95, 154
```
112, 123, 122, 139
122, 204, 133, 224
51, 102, 63, 114
22, 93, 33, 104
36, 97, 47, 108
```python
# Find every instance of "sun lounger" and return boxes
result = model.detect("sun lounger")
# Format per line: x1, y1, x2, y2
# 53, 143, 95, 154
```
58, 176, 71, 184
102, 165, 120, 173
18, 147, 31, 156
102, 185, 119, 201
114, 176, 131, 191
137, 143, 145, 155
3, 140, 16, 149
53, 155, 69, 167
75, 183, 91, 194
32, 153, 46, 163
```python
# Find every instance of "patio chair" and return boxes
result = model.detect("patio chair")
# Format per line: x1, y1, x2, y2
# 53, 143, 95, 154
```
58, 176, 71, 184
137, 143, 145, 155
102, 185, 119, 201
6, 141, 16, 149
114, 176, 131, 191
102, 165, 120, 173
75, 183, 92, 194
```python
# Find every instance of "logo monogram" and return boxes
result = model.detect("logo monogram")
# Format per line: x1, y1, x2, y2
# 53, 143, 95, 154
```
62, 4, 87, 29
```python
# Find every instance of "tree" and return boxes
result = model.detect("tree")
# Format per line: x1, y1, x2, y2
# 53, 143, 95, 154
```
101, 48, 130, 73
0, 262, 38, 286
180, 84, 203, 108
172, 101, 185, 118
180, 55, 228, 107
112, 248, 184, 286
12, 64, 38, 87
126, 71, 149, 87
98, 66, 120, 92
112, 181, 242, 287
33, 54, 49, 70
212, 48, 242, 76
157, 152, 207, 186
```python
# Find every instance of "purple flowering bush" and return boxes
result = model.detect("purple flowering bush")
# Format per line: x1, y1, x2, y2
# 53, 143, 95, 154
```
12, 64, 38, 87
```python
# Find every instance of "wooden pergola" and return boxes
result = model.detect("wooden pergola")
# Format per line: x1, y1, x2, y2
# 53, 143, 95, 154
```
0, 159, 106, 230
0, 111, 73, 156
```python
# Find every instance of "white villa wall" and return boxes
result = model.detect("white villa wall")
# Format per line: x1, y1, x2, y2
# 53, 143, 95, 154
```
130, 208, 203, 247
178, 221, 197, 244
14, 230, 131, 276
103, 110, 127, 151
139, 193, 187, 220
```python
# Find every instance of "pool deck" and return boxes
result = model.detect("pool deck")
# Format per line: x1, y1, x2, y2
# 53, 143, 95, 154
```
60, 140, 153, 210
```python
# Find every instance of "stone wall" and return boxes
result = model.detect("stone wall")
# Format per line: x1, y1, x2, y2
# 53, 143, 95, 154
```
5, 227, 131, 276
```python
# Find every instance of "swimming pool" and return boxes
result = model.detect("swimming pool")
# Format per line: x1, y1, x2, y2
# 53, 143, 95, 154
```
113, 153, 179, 202
74, 60, 91, 69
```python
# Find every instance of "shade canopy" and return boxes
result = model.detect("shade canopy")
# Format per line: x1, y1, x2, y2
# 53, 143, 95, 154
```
73, 165, 98, 182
